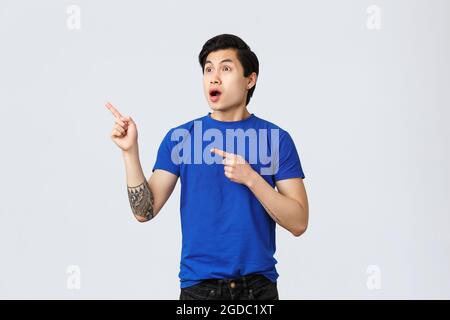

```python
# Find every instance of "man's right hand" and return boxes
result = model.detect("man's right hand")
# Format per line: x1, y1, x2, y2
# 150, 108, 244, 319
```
106, 102, 138, 152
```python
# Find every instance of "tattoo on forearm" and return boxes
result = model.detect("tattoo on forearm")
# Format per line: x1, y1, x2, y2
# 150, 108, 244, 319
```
127, 179, 154, 220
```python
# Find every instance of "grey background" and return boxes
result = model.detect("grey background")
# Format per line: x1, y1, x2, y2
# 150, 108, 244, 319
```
0, 0, 449, 299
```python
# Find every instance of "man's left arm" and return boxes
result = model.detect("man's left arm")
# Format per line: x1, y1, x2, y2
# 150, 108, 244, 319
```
247, 173, 309, 237
211, 148, 309, 237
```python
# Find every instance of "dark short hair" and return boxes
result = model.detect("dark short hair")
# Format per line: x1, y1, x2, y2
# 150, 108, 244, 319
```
199, 34, 259, 106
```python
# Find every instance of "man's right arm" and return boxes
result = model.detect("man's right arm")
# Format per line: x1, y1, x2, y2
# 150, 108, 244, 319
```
123, 144, 178, 223
106, 102, 178, 223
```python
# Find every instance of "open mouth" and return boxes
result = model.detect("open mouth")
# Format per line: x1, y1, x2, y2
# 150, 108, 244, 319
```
209, 88, 222, 102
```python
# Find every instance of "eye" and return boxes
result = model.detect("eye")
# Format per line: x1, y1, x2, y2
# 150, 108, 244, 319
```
205, 66, 212, 72
223, 66, 231, 71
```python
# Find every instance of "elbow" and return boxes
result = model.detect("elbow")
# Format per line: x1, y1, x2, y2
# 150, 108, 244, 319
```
133, 208, 158, 223
292, 223, 308, 237
134, 215, 150, 223
292, 203, 308, 237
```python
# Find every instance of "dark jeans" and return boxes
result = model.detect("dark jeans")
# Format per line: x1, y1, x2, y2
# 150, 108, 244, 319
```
179, 273, 279, 300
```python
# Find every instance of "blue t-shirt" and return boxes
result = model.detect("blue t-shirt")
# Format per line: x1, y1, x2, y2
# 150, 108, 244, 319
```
152, 112, 305, 288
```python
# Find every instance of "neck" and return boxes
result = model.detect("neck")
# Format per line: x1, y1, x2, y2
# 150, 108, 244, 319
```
210, 104, 251, 122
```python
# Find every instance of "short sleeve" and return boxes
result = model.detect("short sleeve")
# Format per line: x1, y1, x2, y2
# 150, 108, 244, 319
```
273, 130, 305, 181
152, 128, 180, 177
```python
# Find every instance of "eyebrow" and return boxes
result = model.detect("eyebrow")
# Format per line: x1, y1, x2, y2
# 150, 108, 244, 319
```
205, 58, 234, 65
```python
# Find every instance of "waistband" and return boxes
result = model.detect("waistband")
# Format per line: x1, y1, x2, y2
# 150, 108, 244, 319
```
197, 273, 273, 290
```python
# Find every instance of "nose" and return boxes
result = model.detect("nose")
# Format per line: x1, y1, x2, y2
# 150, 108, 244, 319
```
209, 72, 221, 85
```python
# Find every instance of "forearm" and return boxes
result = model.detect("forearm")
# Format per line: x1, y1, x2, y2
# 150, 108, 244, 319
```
122, 144, 154, 221
247, 173, 307, 236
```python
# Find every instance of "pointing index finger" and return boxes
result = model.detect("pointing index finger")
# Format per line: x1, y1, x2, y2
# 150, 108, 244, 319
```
105, 102, 123, 119
210, 148, 229, 158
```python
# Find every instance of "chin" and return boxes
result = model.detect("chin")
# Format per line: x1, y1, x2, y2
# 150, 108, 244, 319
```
209, 104, 223, 111
209, 103, 233, 112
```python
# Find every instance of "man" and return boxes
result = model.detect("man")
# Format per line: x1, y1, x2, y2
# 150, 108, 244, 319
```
106, 34, 309, 300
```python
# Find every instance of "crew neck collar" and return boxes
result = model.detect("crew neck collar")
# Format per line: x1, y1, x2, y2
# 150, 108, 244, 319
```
206, 112, 255, 125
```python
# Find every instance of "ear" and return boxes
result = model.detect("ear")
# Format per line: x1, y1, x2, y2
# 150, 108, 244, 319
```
247, 72, 257, 90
